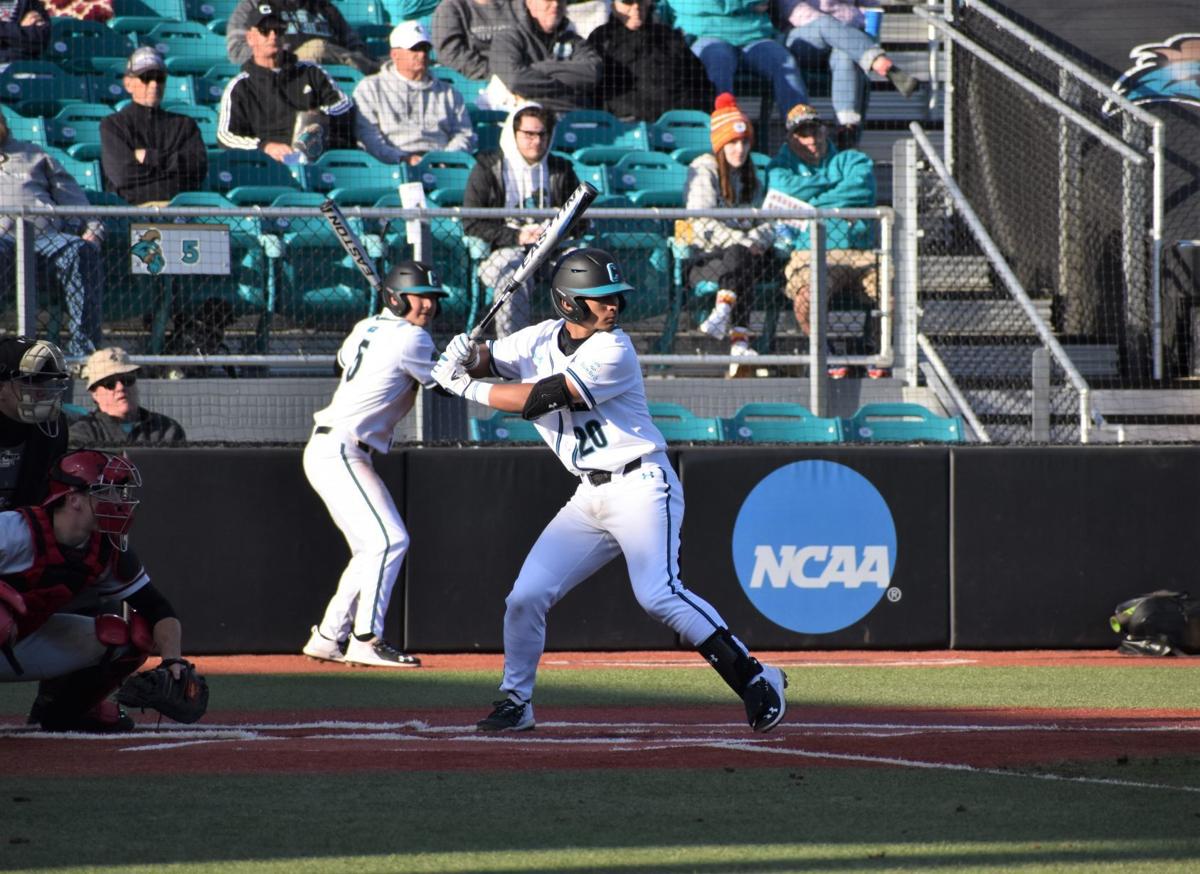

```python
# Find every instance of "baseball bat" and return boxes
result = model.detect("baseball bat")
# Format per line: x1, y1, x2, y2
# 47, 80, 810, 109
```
320, 199, 384, 298
468, 180, 599, 341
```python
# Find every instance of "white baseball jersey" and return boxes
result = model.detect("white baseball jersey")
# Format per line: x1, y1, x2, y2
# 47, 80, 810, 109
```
312, 310, 438, 453
488, 319, 667, 476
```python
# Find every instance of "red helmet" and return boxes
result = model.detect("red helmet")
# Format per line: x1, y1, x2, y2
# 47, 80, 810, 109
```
45, 451, 141, 546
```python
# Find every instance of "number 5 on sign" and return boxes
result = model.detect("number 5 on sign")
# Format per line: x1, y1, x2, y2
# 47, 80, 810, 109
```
129, 223, 231, 276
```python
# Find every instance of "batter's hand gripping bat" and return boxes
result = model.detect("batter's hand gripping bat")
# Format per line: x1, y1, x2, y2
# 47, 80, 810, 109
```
319, 198, 384, 301
468, 181, 599, 341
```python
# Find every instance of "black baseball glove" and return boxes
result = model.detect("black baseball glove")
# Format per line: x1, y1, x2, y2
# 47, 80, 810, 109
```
116, 658, 209, 724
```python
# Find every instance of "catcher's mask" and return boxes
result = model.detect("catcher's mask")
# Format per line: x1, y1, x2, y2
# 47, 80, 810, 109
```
1, 338, 68, 436
550, 248, 633, 324
45, 450, 142, 550
382, 260, 449, 318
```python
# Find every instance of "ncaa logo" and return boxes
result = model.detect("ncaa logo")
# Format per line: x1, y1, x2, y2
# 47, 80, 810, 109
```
732, 460, 896, 634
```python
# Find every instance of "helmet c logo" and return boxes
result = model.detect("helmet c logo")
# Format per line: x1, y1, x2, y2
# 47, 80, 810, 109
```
428, 269, 439, 285
606, 263, 621, 283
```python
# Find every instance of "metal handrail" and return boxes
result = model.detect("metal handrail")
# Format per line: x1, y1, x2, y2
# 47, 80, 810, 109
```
910, 122, 1094, 443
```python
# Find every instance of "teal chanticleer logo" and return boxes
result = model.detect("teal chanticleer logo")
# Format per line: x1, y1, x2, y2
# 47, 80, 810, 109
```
732, 460, 897, 634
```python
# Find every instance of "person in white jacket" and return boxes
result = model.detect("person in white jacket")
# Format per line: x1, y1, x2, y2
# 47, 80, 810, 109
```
354, 20, 476, 166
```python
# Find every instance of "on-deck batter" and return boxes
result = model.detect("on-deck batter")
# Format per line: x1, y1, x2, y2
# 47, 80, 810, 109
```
301, 261, 447, 668
432, 247, 787, 732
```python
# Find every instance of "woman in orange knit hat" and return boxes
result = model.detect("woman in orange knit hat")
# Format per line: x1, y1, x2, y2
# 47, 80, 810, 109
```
683, 93, 776, 376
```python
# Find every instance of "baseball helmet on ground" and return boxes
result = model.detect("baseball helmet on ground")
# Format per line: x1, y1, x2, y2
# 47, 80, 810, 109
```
383, 261, 449, 317
550, 248, 634, 324
46, 450, 142, 547
0, 337, 68, 431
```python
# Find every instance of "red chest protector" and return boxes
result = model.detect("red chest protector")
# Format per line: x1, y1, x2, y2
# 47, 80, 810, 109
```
2, 506, 112, 639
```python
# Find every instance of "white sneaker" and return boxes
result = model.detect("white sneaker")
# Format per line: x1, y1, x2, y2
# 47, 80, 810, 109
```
344, 636, 421, 668
699, 290, 737, 339
302, 625, 345, 663
743, 664, 788, 733
728, 329, 758, 378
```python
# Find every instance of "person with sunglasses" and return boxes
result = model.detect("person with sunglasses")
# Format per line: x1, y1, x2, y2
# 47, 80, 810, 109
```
68, 348, 186, 448
225, 0, 376, 73
217, 5, 354, 162
99, 48, 208, 207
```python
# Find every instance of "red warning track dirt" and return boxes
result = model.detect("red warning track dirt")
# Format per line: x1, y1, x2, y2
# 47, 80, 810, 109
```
2, 651, 1197, 779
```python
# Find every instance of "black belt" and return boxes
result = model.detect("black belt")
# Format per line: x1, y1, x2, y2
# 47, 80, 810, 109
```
582, 458, 642, 486
314, 426, 372, 453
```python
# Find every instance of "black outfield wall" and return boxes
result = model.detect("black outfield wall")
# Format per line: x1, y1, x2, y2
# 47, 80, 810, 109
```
121, 446, 1198, 654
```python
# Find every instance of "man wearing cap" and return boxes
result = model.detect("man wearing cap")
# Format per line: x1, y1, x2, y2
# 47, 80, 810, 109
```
99, 48, 208, 207
0, 337, 69, 510
354, 21, 476, 167
217, 5, 354, 162
69, 348, 185, 448
226, 0, 377, 73
768, 102, 884, 378
0, 116, 103, 358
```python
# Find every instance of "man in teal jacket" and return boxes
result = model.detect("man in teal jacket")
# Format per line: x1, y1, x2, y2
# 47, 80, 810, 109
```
767, 102, 884, 378
659, 0, 806, 121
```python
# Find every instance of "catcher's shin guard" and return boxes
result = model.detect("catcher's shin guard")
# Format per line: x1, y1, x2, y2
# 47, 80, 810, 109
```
28, 647, 147, 732
698, 628, 762, 695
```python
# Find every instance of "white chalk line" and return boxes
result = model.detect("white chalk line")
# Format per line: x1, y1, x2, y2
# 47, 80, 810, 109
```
543, 658, 980, 668
705, 739, 1200, 795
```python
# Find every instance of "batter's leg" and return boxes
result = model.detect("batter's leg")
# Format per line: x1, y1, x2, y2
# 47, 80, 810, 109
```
303, 441, 409, 642
499, 490, 620, 702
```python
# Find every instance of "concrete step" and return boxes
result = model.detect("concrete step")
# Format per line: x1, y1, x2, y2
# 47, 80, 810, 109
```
918, 255, 994, 293
920, 298, 1050, 336
931, 343, 1120, 380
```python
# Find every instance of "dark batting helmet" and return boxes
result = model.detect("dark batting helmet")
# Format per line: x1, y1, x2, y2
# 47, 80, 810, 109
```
550, 248, 634, 324
382, 261, 449, 317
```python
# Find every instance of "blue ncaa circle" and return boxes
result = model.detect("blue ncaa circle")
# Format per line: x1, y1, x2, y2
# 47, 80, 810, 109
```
732, 461, 897, 634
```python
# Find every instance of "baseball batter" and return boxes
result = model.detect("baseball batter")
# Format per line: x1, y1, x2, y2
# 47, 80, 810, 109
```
301, 261, 447, 668
433, 248, 787, 732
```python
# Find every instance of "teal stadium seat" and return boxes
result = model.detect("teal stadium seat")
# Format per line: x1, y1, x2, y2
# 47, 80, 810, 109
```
430, 66, 488, 110
184, 0, 241, 24
166, 103, 219, 147
649, 109, 711, 155
469, 107, 506, 151
332, 0, 387, 27
469, 411, 541, 442
321, 64, 365, 96
46, 19, 135, 75
843, 402, 965, 443
587, 193, 672, 331
413, 150, 475, 198
141, 21, 230, 75
304, 149, 404, 203
724, 403, 844, 443
109, 0, 189, 35
607, 150, 688, 198
205, 150, 302, 204
648, 403, 723, 441
45, 149, 103, 191
0, 62, 90, 117
1, 107, 47, 146
552, 109, 648, 152
44, 103, 113, 161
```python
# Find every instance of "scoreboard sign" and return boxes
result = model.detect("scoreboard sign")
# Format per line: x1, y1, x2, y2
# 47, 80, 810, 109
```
129, 223, 231, 275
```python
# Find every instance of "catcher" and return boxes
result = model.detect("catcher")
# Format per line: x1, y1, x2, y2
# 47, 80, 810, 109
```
0, 450, 207, 732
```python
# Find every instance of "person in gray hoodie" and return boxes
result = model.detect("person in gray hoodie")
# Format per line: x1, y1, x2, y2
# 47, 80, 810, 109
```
354, 20, 476, 166
0, 116, 103, 358
433, 0, 517, 81
463, 102, 580, 336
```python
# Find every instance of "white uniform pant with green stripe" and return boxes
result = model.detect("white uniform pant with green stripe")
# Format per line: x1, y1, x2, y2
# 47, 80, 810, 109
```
303, 435, 409, 641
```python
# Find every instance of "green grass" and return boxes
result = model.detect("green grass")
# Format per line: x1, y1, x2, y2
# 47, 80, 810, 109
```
3, 663, 1194, 715
1, 661, 1199, 872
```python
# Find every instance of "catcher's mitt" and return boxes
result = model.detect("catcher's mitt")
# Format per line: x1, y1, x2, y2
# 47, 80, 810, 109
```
116, 658, 209, 724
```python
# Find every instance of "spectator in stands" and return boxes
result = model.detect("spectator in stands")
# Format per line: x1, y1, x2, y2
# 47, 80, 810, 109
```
42, 0, 112, 22
659, 0, 807, 123
354, 21, 476, 167
100, 48, 208, 207
218, 6, 354, 162
463, 102, 580, 336
684, 94, 774, 376
69, 347, 185, 447
767, 102, 884, 378
585, 0, 714, 123
226, 0, 377, 74
775, 0, 917, 149
0, 0, 49, 62
0, 116, 102, 358
433, 0, 517, 81
487, 0, 603, 114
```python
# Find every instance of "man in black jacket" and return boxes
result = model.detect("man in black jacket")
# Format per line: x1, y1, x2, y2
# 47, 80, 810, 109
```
217, 5, 353, 162
463, 103, 580, 336
487, 0, 602, 114
100, 48, 208, 206
0, 0, 49, 64
225, 0, 377, 74
586, 0, 715, 123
